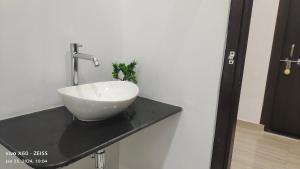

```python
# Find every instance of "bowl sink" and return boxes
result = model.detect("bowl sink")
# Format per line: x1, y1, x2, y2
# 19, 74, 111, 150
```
58, 81, 139, 121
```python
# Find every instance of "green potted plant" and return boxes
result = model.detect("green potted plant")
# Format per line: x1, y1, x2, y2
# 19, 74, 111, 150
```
112, 60, 138, 84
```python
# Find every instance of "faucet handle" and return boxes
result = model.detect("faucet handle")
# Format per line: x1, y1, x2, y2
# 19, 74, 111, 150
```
71, 43, 83, 48
71, 43, 83, 53
76, 43, 83, 48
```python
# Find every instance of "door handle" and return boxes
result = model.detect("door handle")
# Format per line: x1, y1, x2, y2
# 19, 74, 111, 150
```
281, 44, 297, 75
280, 59, 300, 64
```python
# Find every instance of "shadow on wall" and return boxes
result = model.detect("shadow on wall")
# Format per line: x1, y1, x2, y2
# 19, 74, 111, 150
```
119, 113, 181, 169
65, 50, 72, 86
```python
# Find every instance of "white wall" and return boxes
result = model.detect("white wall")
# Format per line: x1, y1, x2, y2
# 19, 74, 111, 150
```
118, 0, 231, 169
238, 0, 280, 124
0, 0, 122, 119
0, 0, 121, 168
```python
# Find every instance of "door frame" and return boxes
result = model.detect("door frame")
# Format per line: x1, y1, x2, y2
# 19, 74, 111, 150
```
210, 0, 253, 169
260, 0, 289, 130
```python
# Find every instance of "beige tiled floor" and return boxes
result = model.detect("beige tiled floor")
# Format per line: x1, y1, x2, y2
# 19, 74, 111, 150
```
231, 121, 300, 169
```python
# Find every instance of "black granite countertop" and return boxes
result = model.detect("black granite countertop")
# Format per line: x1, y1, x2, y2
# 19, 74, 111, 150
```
0, 97, 181, 169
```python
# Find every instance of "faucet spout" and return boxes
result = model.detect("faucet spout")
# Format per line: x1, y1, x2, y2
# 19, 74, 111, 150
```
93, 58, 100, 67
73, 53, 100, 67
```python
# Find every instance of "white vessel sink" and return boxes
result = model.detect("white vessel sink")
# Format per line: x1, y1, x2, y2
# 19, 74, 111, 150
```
58, 81, 139, 121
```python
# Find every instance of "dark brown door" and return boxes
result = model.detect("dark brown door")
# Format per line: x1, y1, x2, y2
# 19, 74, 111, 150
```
211, 0, 253, 169
265, 0, 300, 137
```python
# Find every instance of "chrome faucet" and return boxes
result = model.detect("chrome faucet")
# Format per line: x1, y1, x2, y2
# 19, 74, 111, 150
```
70, 43, 100, 86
